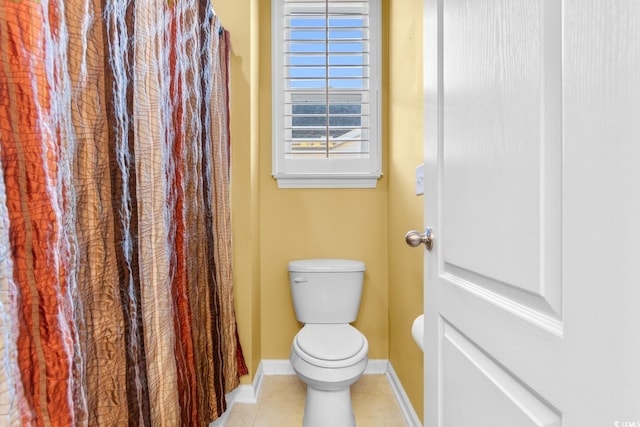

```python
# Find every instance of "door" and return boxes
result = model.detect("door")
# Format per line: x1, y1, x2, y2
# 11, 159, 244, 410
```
422, 0, 640, 426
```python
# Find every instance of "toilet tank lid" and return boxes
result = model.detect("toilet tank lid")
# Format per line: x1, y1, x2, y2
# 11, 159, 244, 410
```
288, 259, 365, 272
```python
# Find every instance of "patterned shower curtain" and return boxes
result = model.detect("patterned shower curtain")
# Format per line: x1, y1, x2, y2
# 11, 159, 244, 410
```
0, 0, 247, 425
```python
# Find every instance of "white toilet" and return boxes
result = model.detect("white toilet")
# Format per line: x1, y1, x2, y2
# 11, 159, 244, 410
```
288, 259, 369, 427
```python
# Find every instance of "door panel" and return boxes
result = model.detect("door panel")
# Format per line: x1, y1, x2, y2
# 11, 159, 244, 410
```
423, 0, 640, 425
441, 0, 562, 320
442, 323, 561, 427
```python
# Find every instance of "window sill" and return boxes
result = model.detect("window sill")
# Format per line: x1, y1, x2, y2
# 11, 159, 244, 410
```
273, 173, 382, 189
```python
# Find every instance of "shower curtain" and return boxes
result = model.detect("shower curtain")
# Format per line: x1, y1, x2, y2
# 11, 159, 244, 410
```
0, 0, 247, 425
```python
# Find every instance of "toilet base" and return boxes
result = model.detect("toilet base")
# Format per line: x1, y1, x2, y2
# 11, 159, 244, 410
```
303, 385, 355, 427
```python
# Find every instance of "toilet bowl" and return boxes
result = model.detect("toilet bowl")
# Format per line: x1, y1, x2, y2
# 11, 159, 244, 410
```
291, 324, 368, 427
288, 259, 369, 427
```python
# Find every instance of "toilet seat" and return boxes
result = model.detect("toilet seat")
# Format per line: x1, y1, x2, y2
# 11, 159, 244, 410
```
293, 324, 367, 369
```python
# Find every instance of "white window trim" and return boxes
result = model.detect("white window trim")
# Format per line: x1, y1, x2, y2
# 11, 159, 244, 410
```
272, 0, 382, 189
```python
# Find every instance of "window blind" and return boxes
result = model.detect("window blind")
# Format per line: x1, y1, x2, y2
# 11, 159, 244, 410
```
283, 0, 371, 159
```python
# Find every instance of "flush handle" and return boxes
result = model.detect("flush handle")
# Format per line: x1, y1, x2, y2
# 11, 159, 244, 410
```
405, 228, 434, 251
293, 277, 308, 283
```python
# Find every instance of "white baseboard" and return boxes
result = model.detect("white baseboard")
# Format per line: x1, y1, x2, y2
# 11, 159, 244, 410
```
364, 358, 390, 374
214, 359, 422, 427
385, 362, 423, 427
209, 362, 265, 427
259, 358, 389, 376
260, 358, 295, 375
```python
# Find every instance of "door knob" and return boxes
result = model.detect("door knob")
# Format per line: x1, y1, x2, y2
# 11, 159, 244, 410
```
405, 228, 434, 251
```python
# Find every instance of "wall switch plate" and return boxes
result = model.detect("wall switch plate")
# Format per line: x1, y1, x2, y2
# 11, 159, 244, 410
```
416, 163, 424, 195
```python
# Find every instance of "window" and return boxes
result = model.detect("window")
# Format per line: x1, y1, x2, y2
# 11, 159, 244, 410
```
272, 0, 382, 188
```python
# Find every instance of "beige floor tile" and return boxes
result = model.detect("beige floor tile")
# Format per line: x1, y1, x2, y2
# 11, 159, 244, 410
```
352, 375, 407, 424
254, 376, 306, 427
225, 403, 259, 427
224, 374, 408, 427
355, 416, 409, 427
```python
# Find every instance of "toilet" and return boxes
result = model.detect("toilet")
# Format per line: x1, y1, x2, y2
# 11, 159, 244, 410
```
288, 259, 369, 427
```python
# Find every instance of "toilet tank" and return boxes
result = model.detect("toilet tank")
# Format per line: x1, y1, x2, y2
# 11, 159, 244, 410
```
289, 259, 365, 324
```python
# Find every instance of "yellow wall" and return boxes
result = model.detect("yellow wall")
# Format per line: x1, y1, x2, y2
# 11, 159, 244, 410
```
387, 0, 425, 420
257, 0, 390, 360
216, 0, 424, 420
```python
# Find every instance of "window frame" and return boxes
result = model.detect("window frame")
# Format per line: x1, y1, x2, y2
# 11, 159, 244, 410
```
272, 0, 382, 189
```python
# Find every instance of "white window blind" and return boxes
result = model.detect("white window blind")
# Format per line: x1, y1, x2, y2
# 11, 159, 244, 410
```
273, 0, 381, 188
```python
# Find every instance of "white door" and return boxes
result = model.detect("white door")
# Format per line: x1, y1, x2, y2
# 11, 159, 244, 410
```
422, 0, 640, 426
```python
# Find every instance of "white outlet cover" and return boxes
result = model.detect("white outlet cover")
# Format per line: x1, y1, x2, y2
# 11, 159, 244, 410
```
416, 163, 425, 196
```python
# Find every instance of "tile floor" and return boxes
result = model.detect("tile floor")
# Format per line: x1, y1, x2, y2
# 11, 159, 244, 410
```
224, 375, 409, 427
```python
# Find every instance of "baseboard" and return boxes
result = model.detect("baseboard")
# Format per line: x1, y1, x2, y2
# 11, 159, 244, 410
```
385, 362, 423, 427
260, 358, 389, 376
218, 359, 421, 427
364, 358, 389, 374
260, 358, 296, 375
209, 362, 265, 427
